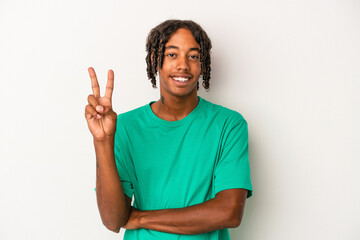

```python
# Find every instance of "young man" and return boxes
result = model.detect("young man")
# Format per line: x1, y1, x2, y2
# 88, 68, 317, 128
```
85, 20, 253, 240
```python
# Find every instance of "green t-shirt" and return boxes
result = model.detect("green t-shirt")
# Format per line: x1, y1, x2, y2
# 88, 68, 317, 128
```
114, 96, 253, 240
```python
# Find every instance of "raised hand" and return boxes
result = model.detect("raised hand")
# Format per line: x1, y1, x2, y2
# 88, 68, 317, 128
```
85, 67, 117, 142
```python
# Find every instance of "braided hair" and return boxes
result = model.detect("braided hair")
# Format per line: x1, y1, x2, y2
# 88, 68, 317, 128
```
145, 19, 212, 90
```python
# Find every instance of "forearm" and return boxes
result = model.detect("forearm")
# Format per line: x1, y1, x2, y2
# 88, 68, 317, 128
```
94, 137, 130, 231
136, 197, 238, 235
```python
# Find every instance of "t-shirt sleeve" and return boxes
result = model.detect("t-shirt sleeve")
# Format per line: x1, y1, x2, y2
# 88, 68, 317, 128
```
93, 148, 134, 199
214, 118, 253, 198
114, 125, 134, 200
114, 154, 134, 200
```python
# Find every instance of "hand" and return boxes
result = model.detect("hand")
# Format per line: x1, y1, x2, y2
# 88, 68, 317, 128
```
85, 67, 117, 142
122, 207, 142, 230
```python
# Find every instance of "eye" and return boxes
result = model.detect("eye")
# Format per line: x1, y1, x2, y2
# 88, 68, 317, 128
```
189, 55, 199, 60
166, 53, 176, 58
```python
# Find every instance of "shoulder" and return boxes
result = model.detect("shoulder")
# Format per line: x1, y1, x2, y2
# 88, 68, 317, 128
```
116, 104, 148, 125
201, 98, 247, 125
114, 104, 151, 138
114, 104, 150, 141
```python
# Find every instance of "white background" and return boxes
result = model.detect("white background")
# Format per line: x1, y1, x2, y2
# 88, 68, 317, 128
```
0, 0, 359, 239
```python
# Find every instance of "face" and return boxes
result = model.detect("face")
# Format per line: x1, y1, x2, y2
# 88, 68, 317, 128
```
158, 28, 202, 98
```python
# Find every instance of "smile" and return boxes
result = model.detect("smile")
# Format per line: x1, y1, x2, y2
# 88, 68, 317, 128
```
171, 77, 190, 82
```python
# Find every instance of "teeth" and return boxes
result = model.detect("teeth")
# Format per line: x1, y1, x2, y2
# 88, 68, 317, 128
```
172, 77, 189, 82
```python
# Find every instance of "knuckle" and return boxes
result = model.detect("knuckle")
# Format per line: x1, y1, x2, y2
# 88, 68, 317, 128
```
86, 105, 95, 113
85, 105, 92, 112
88, 95, 98, 105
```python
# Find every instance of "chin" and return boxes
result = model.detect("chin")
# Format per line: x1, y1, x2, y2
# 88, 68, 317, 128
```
161, 81, 198, 98
172, 90, 197, 98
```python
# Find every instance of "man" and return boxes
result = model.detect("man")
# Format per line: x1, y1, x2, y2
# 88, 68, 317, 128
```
85, 19, 253, 240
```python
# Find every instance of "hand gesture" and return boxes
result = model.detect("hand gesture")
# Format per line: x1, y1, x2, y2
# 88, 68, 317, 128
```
85, 67, 117, 142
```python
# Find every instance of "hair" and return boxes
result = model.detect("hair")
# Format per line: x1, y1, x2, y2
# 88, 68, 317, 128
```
145, 19, 212, 90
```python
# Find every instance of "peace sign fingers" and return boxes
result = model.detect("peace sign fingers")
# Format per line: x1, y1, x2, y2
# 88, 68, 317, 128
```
85, 67, 117, 141
88, 67, 100, 98
105, 69, 114, 100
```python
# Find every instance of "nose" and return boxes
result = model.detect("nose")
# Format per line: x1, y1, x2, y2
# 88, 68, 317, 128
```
176, 55, 190, 71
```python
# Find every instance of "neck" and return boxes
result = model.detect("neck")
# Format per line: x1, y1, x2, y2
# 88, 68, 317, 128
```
151, 91, 199, 121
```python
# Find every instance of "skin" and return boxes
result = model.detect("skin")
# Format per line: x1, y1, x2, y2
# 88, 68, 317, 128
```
85, 68, 132, 232
150, 28, 202, 121
85, 28, 248, 234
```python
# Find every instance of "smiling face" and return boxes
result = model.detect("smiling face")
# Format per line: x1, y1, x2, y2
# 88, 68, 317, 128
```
158, 28, 202, 98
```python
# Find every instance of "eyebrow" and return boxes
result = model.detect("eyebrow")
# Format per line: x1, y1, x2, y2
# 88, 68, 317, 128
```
165, 45, 200, 52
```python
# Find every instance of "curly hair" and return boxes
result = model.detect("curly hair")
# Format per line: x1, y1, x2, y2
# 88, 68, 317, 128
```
145, 19, 212, 90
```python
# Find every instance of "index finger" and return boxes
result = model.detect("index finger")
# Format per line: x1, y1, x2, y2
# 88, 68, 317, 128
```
88, 67, 100, 98
105, 69, 114, 100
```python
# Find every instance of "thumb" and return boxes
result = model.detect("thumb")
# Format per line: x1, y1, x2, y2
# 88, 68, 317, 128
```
95, 105, 117, 121
95, 105, 112, 115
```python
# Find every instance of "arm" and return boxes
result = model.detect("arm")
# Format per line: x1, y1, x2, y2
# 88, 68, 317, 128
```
94, 138, 132, 232
123, 188, 248, 235
85, 67, 132, 232
122, 115, 252, 234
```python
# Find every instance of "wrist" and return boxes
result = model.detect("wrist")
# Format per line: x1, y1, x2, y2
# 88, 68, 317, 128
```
93, 135, 115, 145
136, 209, 147, 229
